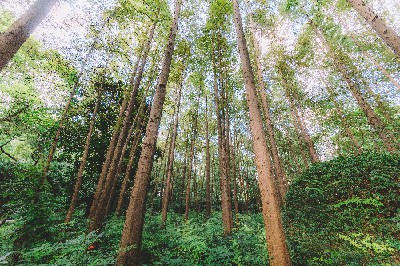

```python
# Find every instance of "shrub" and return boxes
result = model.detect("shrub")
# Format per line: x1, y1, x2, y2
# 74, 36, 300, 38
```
284, 152, 400, 265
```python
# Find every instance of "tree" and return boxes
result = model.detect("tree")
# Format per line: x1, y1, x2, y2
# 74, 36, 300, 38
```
161, 61, 184, 228
116, 0, 182, 263
0, 0, 57, 71
232, 0, 292, 265
65, 87, 102, 223
205, 94, 211, 219
313, 23, 397, 152
249, 15, 288, 199
346, 0, 400, 58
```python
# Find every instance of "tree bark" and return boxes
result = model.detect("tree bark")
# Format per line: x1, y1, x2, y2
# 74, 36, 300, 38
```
212, 36, 233, 236
232, 1, 292, 265
65, 89, 102, 223
323, 78, 363, 154
116, 0, 182, 264
205, 95, 211, 220
315, 26, 397, 152
179, 135, 189, 213
250, 16, 288, 199
88, 40, 145, 222
89, 21, 156, 231
0, 0, 57, 71
161, 71, 184, 228
365, 53, 400, 94
184, 109, 198, 221
35, 82, 76, 202
88, 93, 128, 220
109, 82, 154, 216
346, 0, 400, 58
231, 137, 239, 224
115, 100, 150, 215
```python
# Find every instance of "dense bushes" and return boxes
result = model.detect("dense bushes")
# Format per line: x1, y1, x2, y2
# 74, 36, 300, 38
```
284, 152, 400, 265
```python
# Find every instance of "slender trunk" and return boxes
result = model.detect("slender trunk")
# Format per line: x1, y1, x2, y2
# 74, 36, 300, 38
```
232, 1, 292, 264
180, 135, 189, 213
110, 83, 153, 216
35, 83, 76, 202
0, 0, 57, 70
161, 73, 183, 228
315, 26, 397, 152
324, 80, 363, 154
193, 160, 198, 213
90, 22, 156, 231
88, 40, 145, 222
184, 110, 198, 221
350, 35, 400, 93
205, 95, 211, 220
212, 37, 233, 236
365, 53, 400, 93
88, 94, 128, 220
250, 16, 288, 198
346, 0, 400, 57
231, 138, 239, 224
116, 0, 182, 263
283, 83, 319, 163
244, 161, 249, 214
115, 103, 150, 215
160, 124, 172, 210
65, 89, 102, 223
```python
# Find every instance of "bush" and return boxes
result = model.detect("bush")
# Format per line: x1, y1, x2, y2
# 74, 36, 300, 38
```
284, 152, 400, 265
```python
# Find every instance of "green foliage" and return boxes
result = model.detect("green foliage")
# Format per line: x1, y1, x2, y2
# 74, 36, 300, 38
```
1, 208, 268, 265
141, 212, 268, 265
284, 152, 400, 265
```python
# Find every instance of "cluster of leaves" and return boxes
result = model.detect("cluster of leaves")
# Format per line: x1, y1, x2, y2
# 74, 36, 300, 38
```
284, 152, 400, 265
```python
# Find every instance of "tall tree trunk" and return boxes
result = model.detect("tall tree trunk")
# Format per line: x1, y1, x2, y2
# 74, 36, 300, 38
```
231, 137, 239, 224
365, 52, 400, 94
315, 26, 397, 152
65, 89, 102, 223
89, 21, 156, 231
287, 93, 319, 163
88, 40, 145, 221
35, 83, 76, 202
0, 0, 57, 71
349, 34, 400, 93
116, 0, 182, 263
108, 84, 153, 216
232, 0, 292, 265
193, 160, 198, 213
161, 72, 184, 228
244, 161, 250, 214
184, 109, 198, 221
160, 124, 173, 210
250, 15, 288, 199
180, 135, 189, 213
115, 102, 150, 215
88, 93, 128, 220
205, 95, 211, 220
323, 78, 363, 154
212, 37, 233, 236
346, 0, 400, 58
